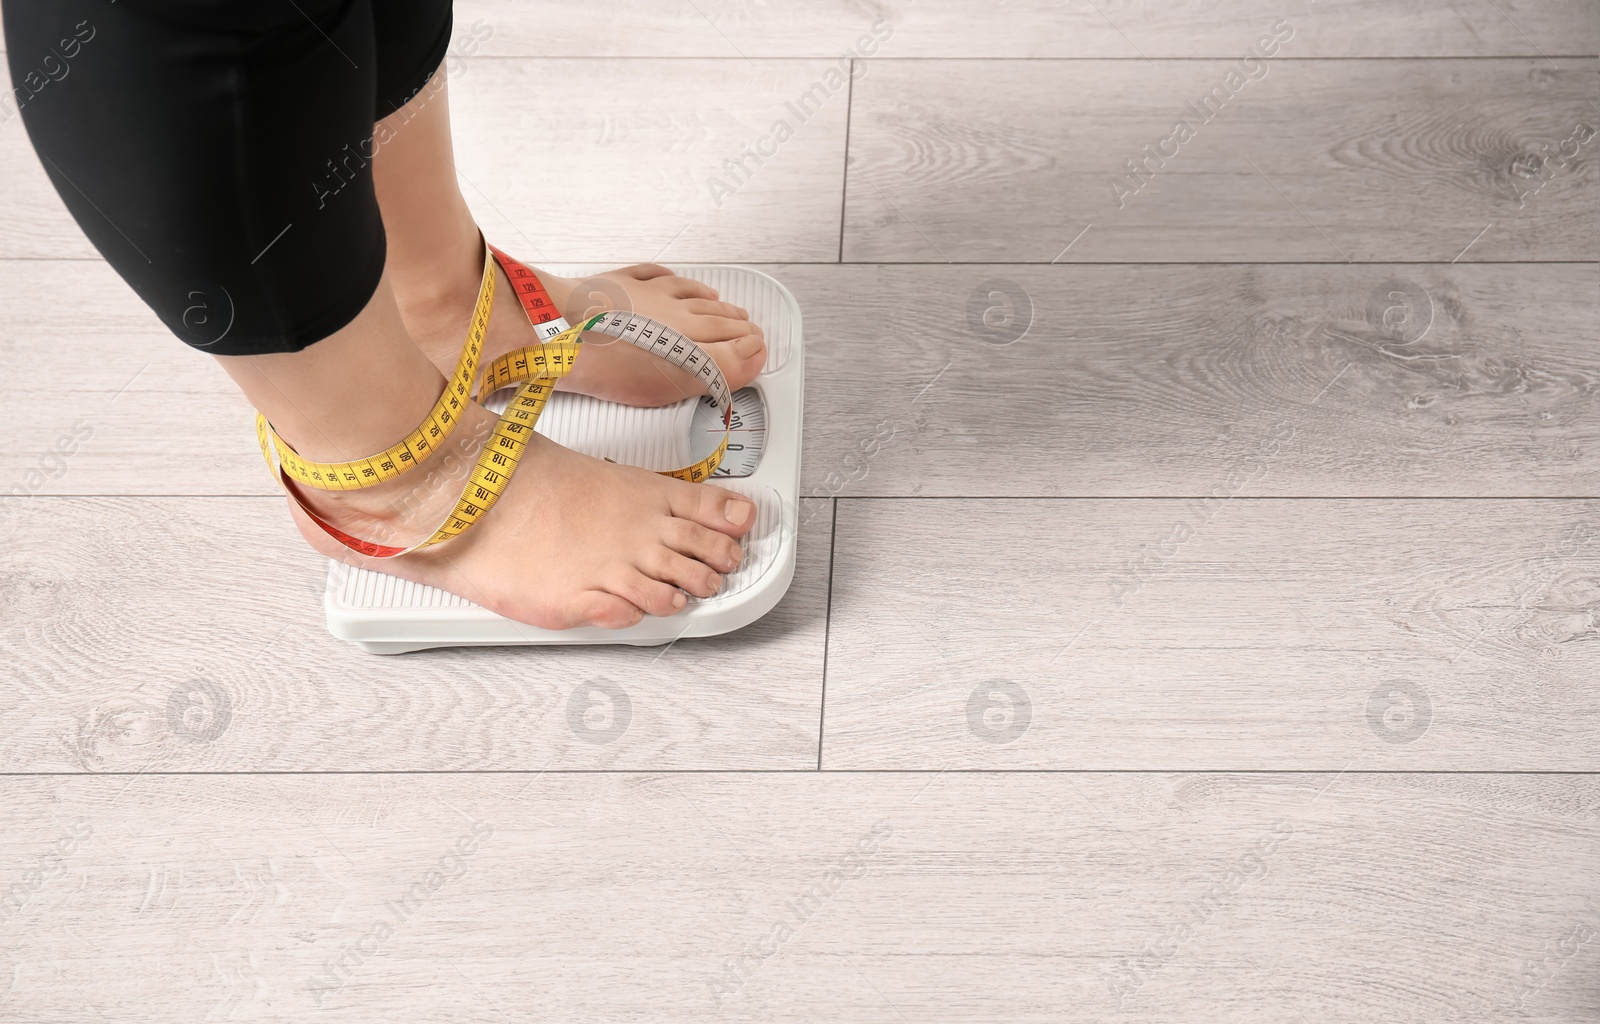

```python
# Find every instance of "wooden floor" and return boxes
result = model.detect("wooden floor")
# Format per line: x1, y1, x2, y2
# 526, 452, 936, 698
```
2, 2, 1598, 1020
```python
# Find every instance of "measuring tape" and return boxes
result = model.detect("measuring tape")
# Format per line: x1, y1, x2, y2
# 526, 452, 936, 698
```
257, 247, 494, 493
481, 245, 732, 484
255, 242, 733, 558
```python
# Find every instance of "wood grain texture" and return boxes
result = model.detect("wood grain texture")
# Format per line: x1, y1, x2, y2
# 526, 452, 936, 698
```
843, 59, 1600, 262
0, 260, 262, 495
8, 260, 1595, 498
449, 58, 848, 262
821, 498, 1600, 770
0, 57, 848, 261
450, 0, 1600, 58
0, 772, 1595, 1021
786, 262, 1600, 497
0, 116, 90, 260
3, 22, 1598, 1018
0, 497, 831, 772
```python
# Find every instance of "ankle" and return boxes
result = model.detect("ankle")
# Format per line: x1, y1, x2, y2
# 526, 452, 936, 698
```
386, 220, 485, 319
295, 400, 502, 547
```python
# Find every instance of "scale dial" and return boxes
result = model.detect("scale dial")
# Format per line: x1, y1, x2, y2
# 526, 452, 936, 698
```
691, 387, 766, 477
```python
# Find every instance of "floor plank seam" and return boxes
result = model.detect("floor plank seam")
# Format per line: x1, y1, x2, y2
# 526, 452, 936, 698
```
837, 58, 855, 264
17, 495, 1600, 502
7, 257, 1598, 267
816, 498, 840, 770
828, 260, 1600, 266
7, 769, 1598, 777
449, 55, 1600, 63
828, 496, 1600, 502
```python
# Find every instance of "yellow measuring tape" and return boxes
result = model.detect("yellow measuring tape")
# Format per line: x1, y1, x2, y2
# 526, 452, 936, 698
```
255, 242, 734, 558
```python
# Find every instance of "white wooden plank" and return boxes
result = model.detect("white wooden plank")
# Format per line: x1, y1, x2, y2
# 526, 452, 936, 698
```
0, 58, 848, 261
0, 772, 1594, 1020
449, 58, 848, 262
0, 496, 830, 771
786, 262, 1600, 498
0, 260, 259, 495
451, 0, 1600, 58
843, 59, 1600, 262
4, 0, 1596, 59
8, 261, 1595, 499
821, 498, 1600, 770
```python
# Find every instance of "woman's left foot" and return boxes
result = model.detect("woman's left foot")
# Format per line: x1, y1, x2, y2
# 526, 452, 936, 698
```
405, 259, 767, 408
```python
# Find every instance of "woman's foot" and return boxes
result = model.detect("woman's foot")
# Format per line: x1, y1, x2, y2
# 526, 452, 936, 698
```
401, 259, 768, 408
546, 263, 768, 406
288, 401, 757, 629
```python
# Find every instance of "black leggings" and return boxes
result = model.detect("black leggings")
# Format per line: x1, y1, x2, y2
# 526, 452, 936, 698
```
3, 0, 454, 355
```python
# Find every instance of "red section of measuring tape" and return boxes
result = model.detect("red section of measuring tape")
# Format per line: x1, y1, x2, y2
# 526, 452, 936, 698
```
282, 477, 409, 558
488, 244, 564, 328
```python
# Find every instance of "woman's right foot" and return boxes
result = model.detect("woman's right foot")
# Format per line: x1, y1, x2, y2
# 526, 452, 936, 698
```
286, 401, 756, 630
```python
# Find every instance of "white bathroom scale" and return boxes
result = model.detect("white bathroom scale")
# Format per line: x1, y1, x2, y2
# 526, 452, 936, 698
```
323, 265, 803, 654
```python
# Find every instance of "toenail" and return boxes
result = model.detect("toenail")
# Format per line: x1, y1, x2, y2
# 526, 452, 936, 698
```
733, 335, 763, 358
724, 499, 753, 526
672, 591, 687, 610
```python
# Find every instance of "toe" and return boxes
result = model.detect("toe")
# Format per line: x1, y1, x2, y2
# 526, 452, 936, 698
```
640, 546, 722, 599
607, 570, 687, 618
670, 278, 719, 301
622, 263, 676, 281
662, 517, 743, 573
510, 591, 641, 630
574, 591, 647, 629
685, 299, 750, 320
691, 314, 757, 342
707, 333, 766, 389
732, 333, 765, 361
667, 481, 758, 539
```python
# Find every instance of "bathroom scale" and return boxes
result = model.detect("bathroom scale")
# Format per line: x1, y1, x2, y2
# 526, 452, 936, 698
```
321, 265, 803, 654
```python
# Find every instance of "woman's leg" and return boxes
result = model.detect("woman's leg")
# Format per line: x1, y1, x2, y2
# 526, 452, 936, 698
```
225, 289, 760, 630
4, 0, 756, 629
